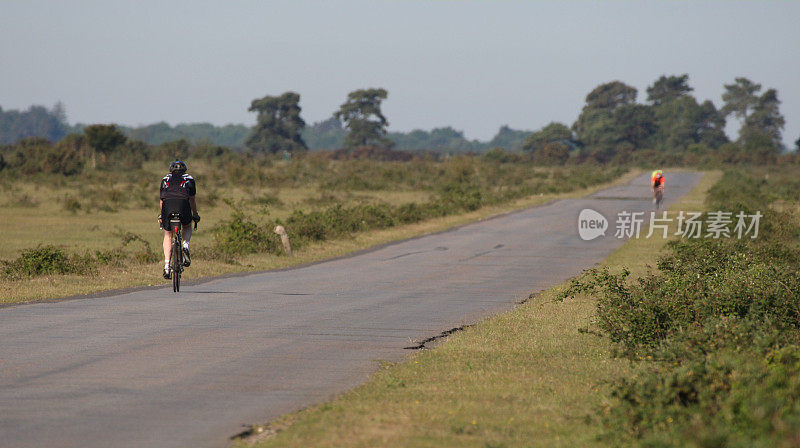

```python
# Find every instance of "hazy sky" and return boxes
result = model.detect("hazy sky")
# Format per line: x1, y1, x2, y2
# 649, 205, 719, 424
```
1, 1, 798, 144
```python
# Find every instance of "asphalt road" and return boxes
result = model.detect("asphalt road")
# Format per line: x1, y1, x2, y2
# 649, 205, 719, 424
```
0, 172, 701, 448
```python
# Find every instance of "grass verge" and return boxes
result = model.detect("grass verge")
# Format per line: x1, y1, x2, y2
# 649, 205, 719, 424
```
231, 170, 720, 447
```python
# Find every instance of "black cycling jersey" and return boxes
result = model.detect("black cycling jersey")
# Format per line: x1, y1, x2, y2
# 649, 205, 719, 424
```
160, 172, 196, 200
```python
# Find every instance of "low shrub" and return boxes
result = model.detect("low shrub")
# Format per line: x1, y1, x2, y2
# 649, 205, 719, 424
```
604, 345, 800, 447
211, 208, 280, 256
1, 245, 93, 279
62, 195, 82, 212
1, 231, 160, 280
438, 184, 484, 212
396, 202, 425, 224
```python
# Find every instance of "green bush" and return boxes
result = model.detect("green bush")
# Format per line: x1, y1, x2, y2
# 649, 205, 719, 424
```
560, 168, 800, 446
285, 209, 329, 242
604, 345, 800, 447
1, 231, 159, 280
211, 208, 280, 256
62, 195, 82, 213
1, 137, 84, 175
1, 245, 92, 279
438, 184, 484, 212
396, 202, 425, 224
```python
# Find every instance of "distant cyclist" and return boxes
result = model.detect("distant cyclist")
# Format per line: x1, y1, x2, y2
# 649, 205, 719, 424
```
651, 170, 665, 208
158, 160, 200, 279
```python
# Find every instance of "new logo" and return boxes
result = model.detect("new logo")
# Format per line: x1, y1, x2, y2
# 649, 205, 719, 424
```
578, 209, 608, 240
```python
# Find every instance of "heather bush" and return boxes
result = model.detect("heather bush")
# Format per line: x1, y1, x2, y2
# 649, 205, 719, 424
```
560, 169, 800, 446
2, 245, 92, 279
211, 207, 281, 256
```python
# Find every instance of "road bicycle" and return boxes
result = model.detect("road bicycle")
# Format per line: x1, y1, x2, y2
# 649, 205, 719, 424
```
654, 186, 664, 210
166, 213, 185, 292
166, 213, 198, 292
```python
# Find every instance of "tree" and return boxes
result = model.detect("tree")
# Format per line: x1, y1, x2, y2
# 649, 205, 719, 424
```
573, 81, 639, 150
388, 127, 475, 152
652, 96, 696, 151
246, 92, 307, 153
652, 96, 727, 151
696, 100, 728, 148
584, 81, 637, 110
646, 74, 693, 106
487, 125, 531, 151
572, 82, 656, 159
572, 108, 619, 160
721, 79, 785, 148
427, 127, 472, 150
334, 88, 392, 149
85, 124, 127, 154
721, 77, 761, 122
522, 122, 573, 153
645, 74, 728, 151
614, 104, 657, 149
84, 124, 127, 169
0, 103, 69, 144
795, 136, 800, 152
533, 142, 570, 165
739, 128, 779, 163
302, 116, 346, 150
743, 88, 785, 147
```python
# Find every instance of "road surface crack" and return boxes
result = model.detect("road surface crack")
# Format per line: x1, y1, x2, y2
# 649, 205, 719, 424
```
459, 243, 505, 262
404, 324, 472, 350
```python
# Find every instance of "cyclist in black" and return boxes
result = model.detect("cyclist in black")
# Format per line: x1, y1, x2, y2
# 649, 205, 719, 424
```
158, 160, 200, 279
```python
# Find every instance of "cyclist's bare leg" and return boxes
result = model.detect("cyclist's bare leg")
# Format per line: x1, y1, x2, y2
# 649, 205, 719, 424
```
182, 224, 192, 244
162, 230, 172, 263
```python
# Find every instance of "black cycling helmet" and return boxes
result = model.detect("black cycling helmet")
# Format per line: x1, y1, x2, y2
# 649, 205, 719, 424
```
169, 160, 187, 173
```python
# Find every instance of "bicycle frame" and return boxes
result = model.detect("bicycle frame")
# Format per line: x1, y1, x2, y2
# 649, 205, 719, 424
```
168, 215, 183, 292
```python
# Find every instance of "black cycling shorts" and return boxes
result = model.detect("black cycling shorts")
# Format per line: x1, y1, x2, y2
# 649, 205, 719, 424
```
161, 198, 192, 230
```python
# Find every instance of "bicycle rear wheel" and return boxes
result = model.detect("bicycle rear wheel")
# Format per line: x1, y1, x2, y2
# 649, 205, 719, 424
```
172, 235, 181, 292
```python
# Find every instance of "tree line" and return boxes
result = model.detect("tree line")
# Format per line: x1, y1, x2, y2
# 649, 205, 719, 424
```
244, 88, 536, 154
554, 75, 787, 163
0, 103, 69, 145
0, 100, 533, 153
225, 74, 794, 162
0, 74, 794, 161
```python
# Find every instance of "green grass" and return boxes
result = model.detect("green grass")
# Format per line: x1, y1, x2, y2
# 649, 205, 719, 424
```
232, 171, 719, 447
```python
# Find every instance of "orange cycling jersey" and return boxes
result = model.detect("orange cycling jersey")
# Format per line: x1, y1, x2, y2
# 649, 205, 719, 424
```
652, 175, 665, 188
